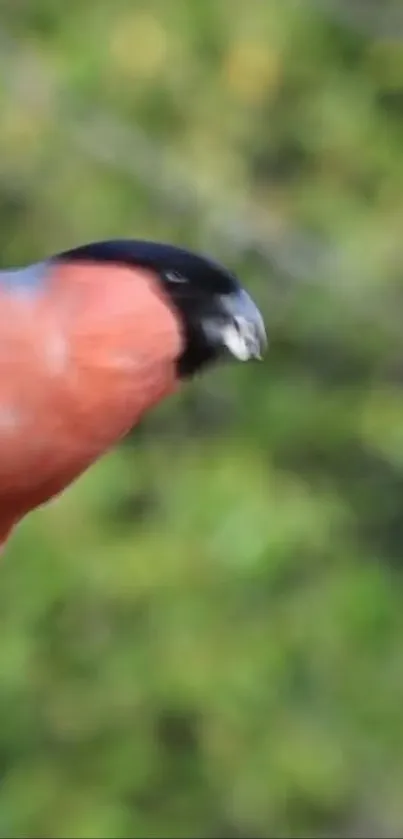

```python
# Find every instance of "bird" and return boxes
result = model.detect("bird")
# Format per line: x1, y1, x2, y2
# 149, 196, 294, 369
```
0, 239, 267, 549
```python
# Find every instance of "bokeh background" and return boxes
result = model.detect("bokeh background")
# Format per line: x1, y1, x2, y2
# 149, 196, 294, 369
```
1, 1, 403, 836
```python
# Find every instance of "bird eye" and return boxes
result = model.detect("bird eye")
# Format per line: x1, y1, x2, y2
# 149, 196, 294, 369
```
165, 271, 188, 284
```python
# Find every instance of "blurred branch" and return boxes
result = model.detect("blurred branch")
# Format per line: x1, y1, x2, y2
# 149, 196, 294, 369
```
314, 0, 403, 41
0, 28, 344, 327
72, 110, 336, 282
0, 23, 400, 345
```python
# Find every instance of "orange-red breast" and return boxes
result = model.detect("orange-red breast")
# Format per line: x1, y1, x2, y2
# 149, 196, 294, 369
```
0, 239, 267, 547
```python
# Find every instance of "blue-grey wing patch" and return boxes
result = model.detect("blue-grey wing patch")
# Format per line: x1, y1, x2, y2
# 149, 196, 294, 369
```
0, 261, 50, 291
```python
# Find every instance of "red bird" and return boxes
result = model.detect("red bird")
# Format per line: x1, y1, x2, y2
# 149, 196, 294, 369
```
0, 240, 267, 548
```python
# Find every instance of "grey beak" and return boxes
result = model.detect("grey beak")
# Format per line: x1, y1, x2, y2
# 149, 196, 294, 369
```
220, 288, 268, 361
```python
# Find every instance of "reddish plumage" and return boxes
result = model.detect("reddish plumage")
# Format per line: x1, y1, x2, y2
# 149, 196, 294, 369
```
0, 239, 266, 549
0, 261, 183, 544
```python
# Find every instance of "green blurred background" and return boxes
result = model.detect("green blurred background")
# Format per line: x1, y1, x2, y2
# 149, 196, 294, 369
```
1, 1, 403, 836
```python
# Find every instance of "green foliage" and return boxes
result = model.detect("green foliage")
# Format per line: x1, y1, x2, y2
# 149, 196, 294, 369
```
1, 0, 403, 835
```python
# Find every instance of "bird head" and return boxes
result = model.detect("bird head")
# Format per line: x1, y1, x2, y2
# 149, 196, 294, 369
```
61, 239, 267, 378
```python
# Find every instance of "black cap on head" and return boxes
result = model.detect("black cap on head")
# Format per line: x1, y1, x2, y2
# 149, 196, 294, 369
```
59, 239, 267, 378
